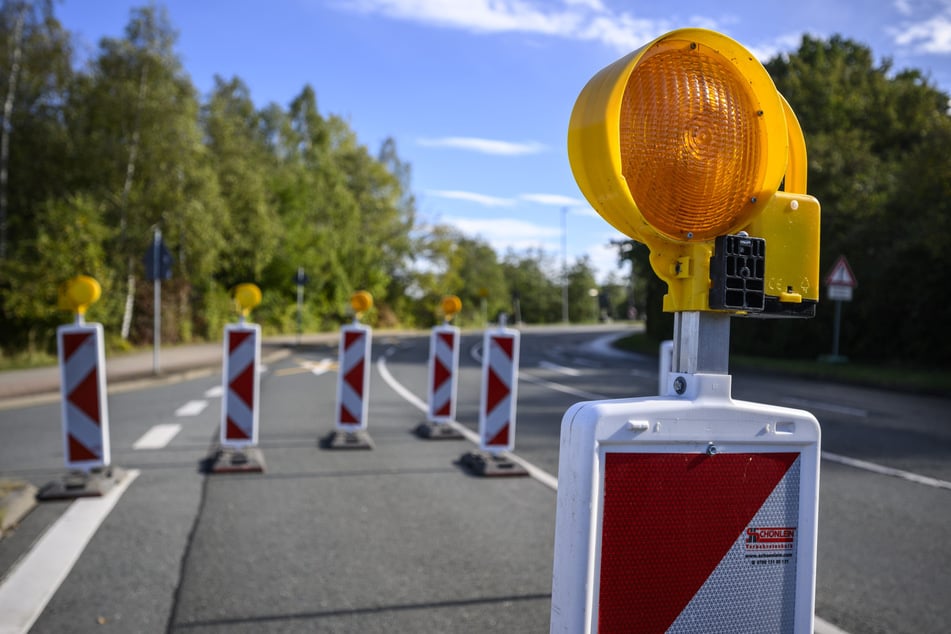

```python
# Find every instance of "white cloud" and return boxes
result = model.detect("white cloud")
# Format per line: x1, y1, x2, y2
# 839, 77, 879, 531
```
441, 215, 561, 252
519, 193, 588, 207
417, 136, 547, 155
427, 190, 515, 207
745, 31, 809, 64
340, 0, 688, 52
346, 0, 582, 36
890, 7, 951, 54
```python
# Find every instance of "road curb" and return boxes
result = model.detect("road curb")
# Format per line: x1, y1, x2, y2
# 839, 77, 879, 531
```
0, 479, 38, 537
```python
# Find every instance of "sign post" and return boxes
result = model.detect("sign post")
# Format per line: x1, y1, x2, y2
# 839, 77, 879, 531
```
824, 255, 857, 362
293, 266, 309, 346
143, 227, 173, 375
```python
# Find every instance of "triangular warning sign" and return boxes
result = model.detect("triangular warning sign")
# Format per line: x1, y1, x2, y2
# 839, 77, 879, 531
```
824, 255, 856, 288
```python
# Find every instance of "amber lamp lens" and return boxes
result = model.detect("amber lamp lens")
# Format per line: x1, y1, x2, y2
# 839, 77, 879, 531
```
619, 44, 766, 240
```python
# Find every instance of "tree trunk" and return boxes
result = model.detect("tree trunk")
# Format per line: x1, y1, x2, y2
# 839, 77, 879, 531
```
0, 4, 26, 260
118, 64, 147, 340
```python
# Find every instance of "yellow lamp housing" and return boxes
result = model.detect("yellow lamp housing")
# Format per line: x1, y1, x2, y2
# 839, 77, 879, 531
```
568, 28, 820, 316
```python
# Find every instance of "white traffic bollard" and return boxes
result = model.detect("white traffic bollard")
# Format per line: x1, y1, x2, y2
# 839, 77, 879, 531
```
38, 276, 124, 499
459, 316, 526, 476
209, 283, 266, 473
325, 291, 374, 449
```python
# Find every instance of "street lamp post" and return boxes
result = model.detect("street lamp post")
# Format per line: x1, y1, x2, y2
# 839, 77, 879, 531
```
561, 207, 569, 324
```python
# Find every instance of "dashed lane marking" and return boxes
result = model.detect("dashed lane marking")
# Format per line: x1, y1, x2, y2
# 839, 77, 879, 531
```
132, 423, 182, 450
174, 400, 208, 417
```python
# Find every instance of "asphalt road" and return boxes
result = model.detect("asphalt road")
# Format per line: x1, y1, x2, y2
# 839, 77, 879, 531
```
1, 325, 949, 633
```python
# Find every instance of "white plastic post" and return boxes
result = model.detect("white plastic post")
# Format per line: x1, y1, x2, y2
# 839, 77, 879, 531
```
57, 320, 111, 471
335, 322, 372, 431
427, 323, 460, 424
478, 322, 520, 453
220, 321, 262, 448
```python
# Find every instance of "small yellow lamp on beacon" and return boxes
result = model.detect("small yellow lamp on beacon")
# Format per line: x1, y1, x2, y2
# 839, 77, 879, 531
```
233, 283, 262, 318
350, 291, 373, 318
568, 28, 820, 317
441, 295, 462, 321
58, 275, 102, 318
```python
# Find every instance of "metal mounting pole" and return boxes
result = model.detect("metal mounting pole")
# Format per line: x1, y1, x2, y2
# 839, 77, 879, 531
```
671, 311, 731, 375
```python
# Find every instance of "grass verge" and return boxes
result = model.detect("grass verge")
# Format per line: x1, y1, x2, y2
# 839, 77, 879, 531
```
613, 332, 951, 397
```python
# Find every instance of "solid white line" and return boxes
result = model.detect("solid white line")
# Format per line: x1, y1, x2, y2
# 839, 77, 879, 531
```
822, 451, 951, 490
519, 373, 606, 401
204, 385, 223, 398
815, 616, 852, 634
132, 423, 182, 450
378, 353, 851, 632
782, 397, 867, 418
539, 360, 581, 376
174, 399, 208, 417
0, 470, 140, 634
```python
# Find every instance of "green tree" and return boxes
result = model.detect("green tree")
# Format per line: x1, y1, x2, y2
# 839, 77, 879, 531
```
566, 256, 599, 322
0, 0, 74, 353
750, 35, 951, 363
67, 5, 224, 343
203, 75, 280, 284
501, 249, 560, 324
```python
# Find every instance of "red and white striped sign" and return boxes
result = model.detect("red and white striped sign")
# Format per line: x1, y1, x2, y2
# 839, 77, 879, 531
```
551, 374, 820, 633
57, 323, 110, 470
220, 323, 261, 447
478, 327, 520, 452
427, 324, 460, 423
335, 323, 372, 431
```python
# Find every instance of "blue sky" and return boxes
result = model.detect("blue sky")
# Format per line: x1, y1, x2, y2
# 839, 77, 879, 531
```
58, 0, 951, 282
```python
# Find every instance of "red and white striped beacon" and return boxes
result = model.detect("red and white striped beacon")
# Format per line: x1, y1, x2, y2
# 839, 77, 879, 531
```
427, 296, 462, 424
478, 316, 520, 453
220, 284, 263, 448
553, 27, 823, 632
56, 276, 111, 471
333, 291, 373, 441
211, 284, 266, 473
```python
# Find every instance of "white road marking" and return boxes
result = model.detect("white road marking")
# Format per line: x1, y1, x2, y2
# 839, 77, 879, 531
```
174, 400, 208, 417
0, 470, 140, 634
132, 423, 182, 450
782, 397, 868, 418
539, 360, 581, 376
204, 385, 223, 398
520, 373, 606, 401
822, 451, 951, 490
310, 358, 333, 375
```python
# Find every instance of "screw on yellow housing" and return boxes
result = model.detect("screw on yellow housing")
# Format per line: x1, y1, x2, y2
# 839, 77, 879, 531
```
568, 28, 820, 313
58, 275, 101, 316
441, 295, 462, 320
350, 291, 373, 317
233, 283, 262, 318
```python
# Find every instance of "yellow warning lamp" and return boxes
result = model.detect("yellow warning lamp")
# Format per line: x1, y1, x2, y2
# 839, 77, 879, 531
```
58, 275, 102, 317
350, 291, 373, 317
569, 28, 820, 316
233, 283, 262, 318
441, 295, 462, 320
